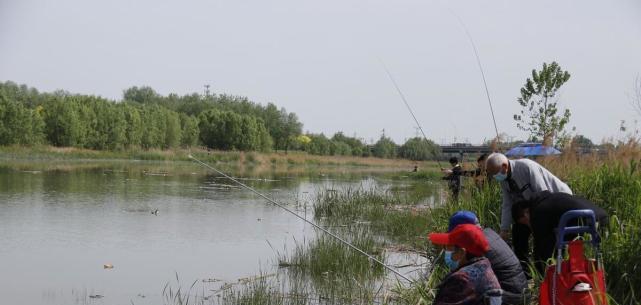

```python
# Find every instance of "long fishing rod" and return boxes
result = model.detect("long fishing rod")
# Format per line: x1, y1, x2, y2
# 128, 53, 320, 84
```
449, 11, 501, 142
188, 154, 413, 283
380, 61, 444, 168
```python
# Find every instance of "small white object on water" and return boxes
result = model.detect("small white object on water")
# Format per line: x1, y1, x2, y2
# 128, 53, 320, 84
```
151, 209, 159, 215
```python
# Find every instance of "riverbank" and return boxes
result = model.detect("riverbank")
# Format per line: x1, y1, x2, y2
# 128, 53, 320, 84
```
0, 145, 438, 170
214, 147, 641, 305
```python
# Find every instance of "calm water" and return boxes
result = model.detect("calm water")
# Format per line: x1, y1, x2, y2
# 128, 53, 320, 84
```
0, 160, 433, 305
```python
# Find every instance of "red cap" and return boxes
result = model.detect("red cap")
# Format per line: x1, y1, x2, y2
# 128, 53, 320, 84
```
428, 224, 489, 256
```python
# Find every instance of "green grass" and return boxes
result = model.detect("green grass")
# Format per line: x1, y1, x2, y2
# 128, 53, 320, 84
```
276, 228, 386, 281
162, 152, 641, 305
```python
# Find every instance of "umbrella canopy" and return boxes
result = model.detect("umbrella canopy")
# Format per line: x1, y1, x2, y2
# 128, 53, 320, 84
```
505, 143, 561, 157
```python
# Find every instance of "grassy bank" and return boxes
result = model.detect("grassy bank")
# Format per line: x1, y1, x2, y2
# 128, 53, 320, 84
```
217, 147, 641, 305
0, 145, 435, 170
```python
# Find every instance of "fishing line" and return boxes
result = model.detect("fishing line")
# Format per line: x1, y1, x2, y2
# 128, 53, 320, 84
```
448, 10, 501, 142
379, 60, 444, 168
188, 154, 413, 283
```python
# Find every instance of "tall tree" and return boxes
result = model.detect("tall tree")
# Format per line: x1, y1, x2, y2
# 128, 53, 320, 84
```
179, 113, 199, 147
43, 96, 83, 147
513, 62, 571, 146
399, 137, 440, 161
372, 136, 397, 159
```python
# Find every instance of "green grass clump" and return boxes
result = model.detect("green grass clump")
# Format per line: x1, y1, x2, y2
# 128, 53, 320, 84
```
279, 229, 385, 281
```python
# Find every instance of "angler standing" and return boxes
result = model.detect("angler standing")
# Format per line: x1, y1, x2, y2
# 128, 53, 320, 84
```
485, 153, 572, 273
460, 153, 489, 189
442, 157, 463, 201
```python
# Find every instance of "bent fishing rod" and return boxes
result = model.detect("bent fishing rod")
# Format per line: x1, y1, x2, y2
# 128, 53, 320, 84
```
380, 62, 444, 169
188, 154, 413, 283
449, 10, 500, 142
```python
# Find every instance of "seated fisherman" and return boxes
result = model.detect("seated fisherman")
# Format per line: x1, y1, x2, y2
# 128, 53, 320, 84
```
511, 191, 609, 273
428, 223, 502, 305
448, 211, 527, 305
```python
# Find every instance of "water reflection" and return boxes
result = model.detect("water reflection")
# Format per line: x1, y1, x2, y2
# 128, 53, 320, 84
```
0, 160, 438, 305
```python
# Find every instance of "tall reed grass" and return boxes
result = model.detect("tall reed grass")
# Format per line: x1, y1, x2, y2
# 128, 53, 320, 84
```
166, 146, 641, 305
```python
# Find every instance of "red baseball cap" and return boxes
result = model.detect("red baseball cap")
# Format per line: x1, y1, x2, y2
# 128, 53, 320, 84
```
428, 224, 489, 256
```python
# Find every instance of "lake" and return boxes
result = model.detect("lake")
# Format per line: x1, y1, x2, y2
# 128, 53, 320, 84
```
0, 160, 439, 305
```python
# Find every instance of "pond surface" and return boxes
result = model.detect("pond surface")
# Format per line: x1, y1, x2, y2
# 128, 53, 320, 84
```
0, 160, 438, 305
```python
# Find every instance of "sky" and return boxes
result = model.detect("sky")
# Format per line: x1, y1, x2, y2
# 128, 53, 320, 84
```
1, 0, 641, 145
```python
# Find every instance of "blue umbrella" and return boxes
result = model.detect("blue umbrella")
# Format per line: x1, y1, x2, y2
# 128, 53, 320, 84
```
505, 142, 561, 157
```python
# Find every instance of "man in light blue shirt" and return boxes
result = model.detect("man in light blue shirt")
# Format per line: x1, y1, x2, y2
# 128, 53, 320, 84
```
485, 153, 572, 273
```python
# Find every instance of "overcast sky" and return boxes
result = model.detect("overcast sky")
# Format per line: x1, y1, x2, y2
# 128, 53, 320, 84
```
2, 0, 641, 144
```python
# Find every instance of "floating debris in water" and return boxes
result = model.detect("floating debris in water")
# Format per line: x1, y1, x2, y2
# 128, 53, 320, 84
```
143, 170, 170, 176
151, 209, 159, 215
236, 273, 275, 284
103, 264, 114, 269
202, 278, 222, 283
89, 294, 104, 299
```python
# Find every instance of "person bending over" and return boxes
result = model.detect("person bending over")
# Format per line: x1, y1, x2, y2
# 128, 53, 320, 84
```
511, 191, 609, 273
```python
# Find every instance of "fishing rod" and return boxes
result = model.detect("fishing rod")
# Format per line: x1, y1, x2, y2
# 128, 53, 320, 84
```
449, 11, 501, 143
188, 154, 413, 283
380, 61, 444, 169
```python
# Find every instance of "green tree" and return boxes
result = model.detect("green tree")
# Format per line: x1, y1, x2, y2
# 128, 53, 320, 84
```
0, 93, 45, 145
198, 109, 271, 151
514, 62, 572, 146
43, 96, 83, 147
123, 86, 160, 104
163, 109, 182, 149
399, 137, 440, 161
372, 136, 397, 159
331, 132, 366, 156
179, 113, 199, 147
304, 134, 332, 155
572, 134, 594, 148
330, 141, 352, 156
140, 104, 165, 148
121, 103, 143, 147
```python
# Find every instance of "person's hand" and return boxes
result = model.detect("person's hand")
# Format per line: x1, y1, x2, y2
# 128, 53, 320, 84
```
441, 169, 453, 174
500, 230, 510, 240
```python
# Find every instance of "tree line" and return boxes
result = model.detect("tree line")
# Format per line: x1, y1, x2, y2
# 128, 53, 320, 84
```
0, 81, 440, 160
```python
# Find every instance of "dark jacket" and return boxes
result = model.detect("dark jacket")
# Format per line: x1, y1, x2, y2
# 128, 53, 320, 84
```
523, 191, 608, 272
484, 228, 527, 305
433, 257, 501, 305
443, 164, 463, 192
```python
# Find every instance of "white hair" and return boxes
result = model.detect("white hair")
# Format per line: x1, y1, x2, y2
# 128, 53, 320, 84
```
486, 153, 508, 168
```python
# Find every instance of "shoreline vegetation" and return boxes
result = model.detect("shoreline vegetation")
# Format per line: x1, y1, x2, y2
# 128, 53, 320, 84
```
0, 81, 440, 162
0, 145, 439, 172
210, 147, 641, 305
